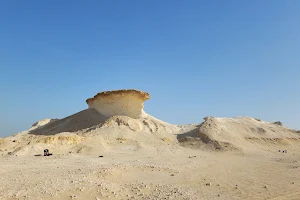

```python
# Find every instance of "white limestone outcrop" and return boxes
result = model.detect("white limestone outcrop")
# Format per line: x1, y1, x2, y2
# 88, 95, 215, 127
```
86, 89, 150, 119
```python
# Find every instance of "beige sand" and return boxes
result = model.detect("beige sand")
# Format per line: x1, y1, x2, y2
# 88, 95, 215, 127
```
1, 89, 300, 200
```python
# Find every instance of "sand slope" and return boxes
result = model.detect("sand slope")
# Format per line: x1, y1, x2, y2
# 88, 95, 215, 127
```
29, 109, 108, 135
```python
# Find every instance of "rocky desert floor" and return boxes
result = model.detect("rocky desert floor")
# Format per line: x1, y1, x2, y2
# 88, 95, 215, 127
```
1, 143, 300, 200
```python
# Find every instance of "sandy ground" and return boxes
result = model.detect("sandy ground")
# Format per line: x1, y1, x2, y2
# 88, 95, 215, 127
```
1, 143, 300, 200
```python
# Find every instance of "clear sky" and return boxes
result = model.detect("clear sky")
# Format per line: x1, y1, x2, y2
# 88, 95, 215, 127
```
0, 1, 299, 136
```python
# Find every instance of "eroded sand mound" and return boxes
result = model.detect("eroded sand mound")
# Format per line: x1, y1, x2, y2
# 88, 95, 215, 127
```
178, 116, 300, 151
0, 89, 179, 156
2, 115, 179, 156
1, 89, 300, 156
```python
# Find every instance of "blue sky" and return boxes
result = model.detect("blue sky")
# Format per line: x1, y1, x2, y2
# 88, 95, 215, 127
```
0, 1, 299, 136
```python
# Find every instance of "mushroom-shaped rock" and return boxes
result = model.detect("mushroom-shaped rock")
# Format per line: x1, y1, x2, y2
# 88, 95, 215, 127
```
86, 89, 150, 119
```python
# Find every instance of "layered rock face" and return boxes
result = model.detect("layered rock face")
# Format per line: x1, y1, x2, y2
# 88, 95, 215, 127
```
86, 89, 150, 119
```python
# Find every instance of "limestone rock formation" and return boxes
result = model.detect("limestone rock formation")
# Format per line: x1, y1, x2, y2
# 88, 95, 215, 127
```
2, 88, 299, 157
86, 89, 150, 119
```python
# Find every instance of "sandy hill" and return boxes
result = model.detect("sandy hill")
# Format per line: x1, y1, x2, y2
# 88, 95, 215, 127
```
0, 89, 299, 156
0, 89, 179, 156
178, 116, 300, 152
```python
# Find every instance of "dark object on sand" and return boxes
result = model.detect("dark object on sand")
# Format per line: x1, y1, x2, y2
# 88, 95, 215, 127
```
44, 149, 52, 156
44, 149, 49, 156
189, 156, 197, 158
273, 121, 283, 126
99, 156, 104, 158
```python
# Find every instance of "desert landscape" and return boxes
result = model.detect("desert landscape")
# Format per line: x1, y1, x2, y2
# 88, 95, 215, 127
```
1, 89, 300, 200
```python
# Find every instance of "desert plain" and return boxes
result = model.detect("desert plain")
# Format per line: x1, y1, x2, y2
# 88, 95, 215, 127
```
1, 89, 300, 200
